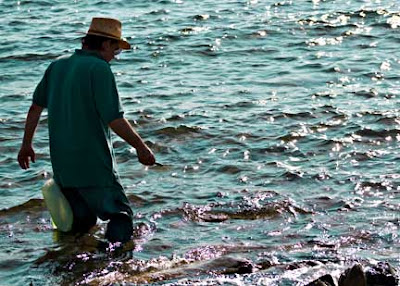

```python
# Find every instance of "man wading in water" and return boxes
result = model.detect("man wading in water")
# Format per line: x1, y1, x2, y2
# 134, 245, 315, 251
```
17, 17, 155, 243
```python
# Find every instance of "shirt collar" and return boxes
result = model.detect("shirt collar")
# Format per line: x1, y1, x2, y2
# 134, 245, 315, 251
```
75, 49, 107, 62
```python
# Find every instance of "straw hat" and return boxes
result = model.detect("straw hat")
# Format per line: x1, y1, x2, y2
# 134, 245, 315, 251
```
86, 17, 131, 50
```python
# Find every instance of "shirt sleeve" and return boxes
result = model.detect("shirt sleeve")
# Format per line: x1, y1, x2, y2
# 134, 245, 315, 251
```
32, 64, 52, 108
91, 62, 124, 124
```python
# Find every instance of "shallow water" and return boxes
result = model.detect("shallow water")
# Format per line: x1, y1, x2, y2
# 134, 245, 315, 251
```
1, 0, 399, 285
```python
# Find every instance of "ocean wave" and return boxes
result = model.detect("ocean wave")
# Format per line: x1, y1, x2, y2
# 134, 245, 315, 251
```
0, 53, 60, 62
155, 125, 204, 136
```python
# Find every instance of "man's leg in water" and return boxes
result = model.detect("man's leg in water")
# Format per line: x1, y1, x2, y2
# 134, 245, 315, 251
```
76, 182, 134, 243
61, 188, 97, 234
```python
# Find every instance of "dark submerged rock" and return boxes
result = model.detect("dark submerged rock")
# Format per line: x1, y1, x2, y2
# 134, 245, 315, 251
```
338, 262, 399, 286
365, 262, 398, 286
205, 256, 256, 275
338, 264, 367, 286
228, 259, 255, 274
306, 274, 338, 286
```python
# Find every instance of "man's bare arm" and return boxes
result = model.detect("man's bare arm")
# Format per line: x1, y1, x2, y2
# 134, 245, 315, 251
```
109, 117, 155, 166
18, 103, 44, 169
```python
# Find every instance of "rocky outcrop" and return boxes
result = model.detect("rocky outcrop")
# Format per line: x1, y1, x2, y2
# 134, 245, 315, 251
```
339, 264, 367, 286
306, 274, 338, 286
365, 262, 398, 286
306, 263, 398, 286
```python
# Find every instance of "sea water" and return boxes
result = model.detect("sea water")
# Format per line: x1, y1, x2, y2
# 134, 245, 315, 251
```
0, 0, 399, 285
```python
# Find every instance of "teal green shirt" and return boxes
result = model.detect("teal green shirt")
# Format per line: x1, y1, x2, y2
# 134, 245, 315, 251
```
33, 49, 124, 188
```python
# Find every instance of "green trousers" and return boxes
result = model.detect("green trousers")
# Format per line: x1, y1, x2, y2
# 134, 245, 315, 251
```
61, 182, 133, 243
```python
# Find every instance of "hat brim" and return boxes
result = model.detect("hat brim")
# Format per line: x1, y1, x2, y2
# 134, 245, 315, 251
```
86, 31, 131, 50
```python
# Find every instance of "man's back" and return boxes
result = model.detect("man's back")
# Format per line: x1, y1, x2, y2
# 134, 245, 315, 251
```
33, 49, 124, 188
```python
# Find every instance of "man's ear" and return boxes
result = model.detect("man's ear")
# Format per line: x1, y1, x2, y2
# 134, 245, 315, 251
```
101, 40, 111, 51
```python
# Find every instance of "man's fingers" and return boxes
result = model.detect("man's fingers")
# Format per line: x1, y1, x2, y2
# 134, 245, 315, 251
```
18, 158, 24, 169
18, 154, 24, 169
18, 157, 27, 169
137, 147, 156, 166
139, 154, 155, 166
145, 153, 155, 165
18, 153, 35, 169
23, 157, 29, 169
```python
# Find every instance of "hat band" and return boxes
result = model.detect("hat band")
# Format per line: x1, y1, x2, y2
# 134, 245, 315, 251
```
87, 29, 121, 40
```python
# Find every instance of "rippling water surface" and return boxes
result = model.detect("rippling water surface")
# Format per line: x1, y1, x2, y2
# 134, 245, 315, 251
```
1, 0, 399, 285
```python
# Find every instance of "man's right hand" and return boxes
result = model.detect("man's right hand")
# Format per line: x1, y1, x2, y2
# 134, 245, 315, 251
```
137, 145, 156, 166
18, 145, 36, 169
18, 103, 43, 170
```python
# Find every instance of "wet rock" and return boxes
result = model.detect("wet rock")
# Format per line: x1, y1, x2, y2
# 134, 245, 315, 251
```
311, 262, 399, 286
307, 282, 328, 286
235, 259, 255, 274
200, 213, 229, 222
194, 14, 210, 21
306, 274, 338, 286
286, 260, 324, 270
365, 262, 398, 286
205, 256, 256, 274
339, 264, 367, 286
222, 257, 255, 274
258, 260, 274, 270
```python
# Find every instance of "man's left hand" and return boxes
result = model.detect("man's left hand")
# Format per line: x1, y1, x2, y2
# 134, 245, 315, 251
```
137, 145, 156, 166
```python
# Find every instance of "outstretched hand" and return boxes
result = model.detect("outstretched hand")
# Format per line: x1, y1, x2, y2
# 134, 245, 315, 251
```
108, 117, 156, 166
137, 145, 156, 166
18, 145, 36, 169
